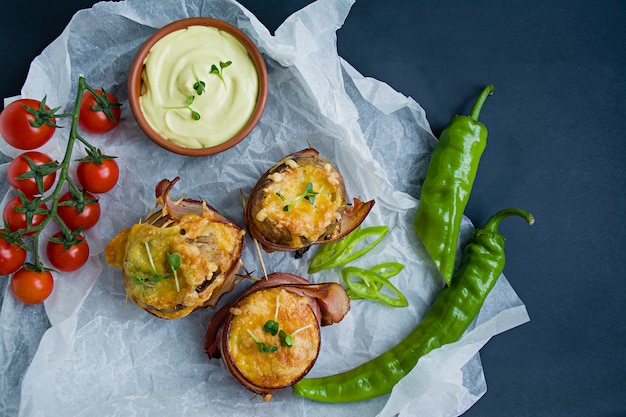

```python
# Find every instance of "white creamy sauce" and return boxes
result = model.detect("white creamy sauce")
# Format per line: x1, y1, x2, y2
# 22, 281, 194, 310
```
140, 25, 259, 149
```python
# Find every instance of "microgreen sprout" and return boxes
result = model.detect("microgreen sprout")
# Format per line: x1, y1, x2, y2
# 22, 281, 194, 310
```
256, 294, 313, 350
166, 252, 182, 292
263, 320, 280, 336
163, 95, 201, 120
247, 329, 278, 354
133, 242, 170, 286
263, 294, 281, 335
133, 271, 152, 287
279, 324, 314, 348
193, 81, 205, 96
276, 182, 320, 212
192, 65, 206, 95
210, 61, 232, 87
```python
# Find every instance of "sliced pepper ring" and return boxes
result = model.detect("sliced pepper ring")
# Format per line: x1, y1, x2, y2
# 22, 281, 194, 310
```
341, 264, 408, 308
347, 262, 405, 298
308, 226, 389, 274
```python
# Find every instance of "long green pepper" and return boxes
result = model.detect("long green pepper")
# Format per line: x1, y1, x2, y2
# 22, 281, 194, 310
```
413, 85, 494, 286
292, 208, 534, 403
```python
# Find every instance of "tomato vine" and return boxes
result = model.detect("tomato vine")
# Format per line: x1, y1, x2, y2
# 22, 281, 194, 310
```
1, 75, 121, 302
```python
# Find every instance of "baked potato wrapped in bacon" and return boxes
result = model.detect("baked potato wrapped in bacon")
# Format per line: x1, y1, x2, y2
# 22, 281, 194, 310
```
205, 272, 350, 401
105, 177, 246, 320
244, 148, 375, 253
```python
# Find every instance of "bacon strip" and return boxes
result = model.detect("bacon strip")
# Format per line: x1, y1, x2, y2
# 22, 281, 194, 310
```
153, 177, 222, 221
204, 272, 350, 358
283, 282, 350, 326
204, 302, 232, 358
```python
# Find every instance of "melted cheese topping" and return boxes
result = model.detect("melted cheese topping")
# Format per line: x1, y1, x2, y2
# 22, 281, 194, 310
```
227, 288, 320, 388
254, 162, 344, 248
105, 212, 244, 319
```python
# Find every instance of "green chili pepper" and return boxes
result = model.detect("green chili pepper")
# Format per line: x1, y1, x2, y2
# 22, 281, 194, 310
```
292, 208, 534, 403
342, 263, 408, 308
308, 226, 389, 274
413, 85, 494, 286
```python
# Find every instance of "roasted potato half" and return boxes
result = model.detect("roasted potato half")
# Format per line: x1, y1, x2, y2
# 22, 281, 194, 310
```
245, 148, 374, 253
105, 178, 246, 320
205, 272, 350, 401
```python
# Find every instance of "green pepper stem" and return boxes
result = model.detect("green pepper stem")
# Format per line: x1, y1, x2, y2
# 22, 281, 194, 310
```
469, 84, 494, 121
480, 208, 535, 235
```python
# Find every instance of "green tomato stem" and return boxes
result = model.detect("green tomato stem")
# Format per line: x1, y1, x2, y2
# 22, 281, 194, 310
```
16, 75, 108, 271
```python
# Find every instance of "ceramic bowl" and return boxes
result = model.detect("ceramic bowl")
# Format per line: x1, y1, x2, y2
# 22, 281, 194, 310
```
128, 17, 268, 156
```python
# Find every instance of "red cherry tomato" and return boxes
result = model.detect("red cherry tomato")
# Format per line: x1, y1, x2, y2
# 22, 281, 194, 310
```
10, 268, 54, 304
76, 158, 119, 193
0, 98, 57, 150
46, 232, 90, 272
57, 191, 101, 231
0, 230, 27, 275
2, 196, 48, 235
7, 151, 57, 196
78, 89, 121, 134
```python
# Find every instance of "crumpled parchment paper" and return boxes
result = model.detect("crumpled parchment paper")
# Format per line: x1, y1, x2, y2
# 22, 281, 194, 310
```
0, 0, 530, 416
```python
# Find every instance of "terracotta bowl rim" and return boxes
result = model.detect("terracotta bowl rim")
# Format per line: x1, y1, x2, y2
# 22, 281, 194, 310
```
127, 17, 268, 157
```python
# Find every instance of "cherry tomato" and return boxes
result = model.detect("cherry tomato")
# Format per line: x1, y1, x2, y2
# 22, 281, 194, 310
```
0, 230, 27, 275
76, 158, 119, 193
7, 151, 57, 196
10, 268, 54, 304
0, 98, 57, 150
46, 232, 90, 272
2, 195, 48, 235
57, 191, 101, 231
78, 89, 121, 134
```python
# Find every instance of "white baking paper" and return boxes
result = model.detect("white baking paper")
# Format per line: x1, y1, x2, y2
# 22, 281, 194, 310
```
0, 0, 530, 416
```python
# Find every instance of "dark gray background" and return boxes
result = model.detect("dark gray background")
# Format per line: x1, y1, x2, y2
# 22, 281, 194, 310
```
1, 1, 625, 416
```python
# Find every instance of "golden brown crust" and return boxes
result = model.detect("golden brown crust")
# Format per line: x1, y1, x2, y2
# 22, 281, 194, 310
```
245, 148, 354, 252
104, 228, 130, 269
205, 272, 350, 400
224, 287, 320, 391
106, 213, 245, 320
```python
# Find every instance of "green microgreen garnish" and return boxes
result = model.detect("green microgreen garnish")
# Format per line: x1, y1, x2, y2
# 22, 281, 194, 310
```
259, 294, 312, 349
263, 294, 281, 335
276, 182, 320, 212
247, 329, 278, 354
133, 242, 171, 286
132, 271, 149, 287
210, 61, 232, 87
166, 252, 182, 292
144, 242, 170, 282
263, 320, 280, 336
162, 61, 231, 121
163, 95, 201, 120
279, 324, 314, 348
192, 65, 206, 95
193, 80, 206, 96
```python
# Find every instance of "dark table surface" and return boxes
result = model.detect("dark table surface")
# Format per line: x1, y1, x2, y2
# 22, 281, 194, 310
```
1, 1, 625, 416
